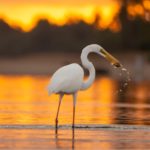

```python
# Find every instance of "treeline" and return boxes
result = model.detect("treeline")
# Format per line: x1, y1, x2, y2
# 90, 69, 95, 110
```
0, 14, 149, 56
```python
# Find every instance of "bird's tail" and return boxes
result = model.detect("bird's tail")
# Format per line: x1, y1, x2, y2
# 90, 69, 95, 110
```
47, 85, 53, 96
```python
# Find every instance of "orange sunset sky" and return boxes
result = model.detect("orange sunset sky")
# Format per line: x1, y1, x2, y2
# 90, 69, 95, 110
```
0, 0, 121, 31
0, 0, 149, 31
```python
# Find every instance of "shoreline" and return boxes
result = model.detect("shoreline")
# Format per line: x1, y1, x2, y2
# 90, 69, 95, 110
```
0, 51, 150, 80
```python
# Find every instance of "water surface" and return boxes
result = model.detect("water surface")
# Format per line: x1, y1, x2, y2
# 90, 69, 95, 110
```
0, 75, 149, 125
0, 75, 150, 149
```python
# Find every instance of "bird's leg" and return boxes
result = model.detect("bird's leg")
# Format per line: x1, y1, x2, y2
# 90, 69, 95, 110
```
72, 93, 77, 129
55, 94, 63, 130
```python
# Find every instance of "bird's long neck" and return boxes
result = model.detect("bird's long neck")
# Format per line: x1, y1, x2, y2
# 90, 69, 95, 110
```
80, 49, 95, 90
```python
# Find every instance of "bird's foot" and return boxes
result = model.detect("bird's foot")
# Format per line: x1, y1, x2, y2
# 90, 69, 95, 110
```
72, 124, 75, 129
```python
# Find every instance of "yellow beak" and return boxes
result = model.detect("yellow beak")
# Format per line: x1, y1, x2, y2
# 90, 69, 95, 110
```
100, 49, 121, 67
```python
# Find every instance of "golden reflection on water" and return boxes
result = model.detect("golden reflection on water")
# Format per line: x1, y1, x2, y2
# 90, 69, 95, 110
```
1, 129, 150, 150
0, 75, 149, 125
0, 75, 150, 150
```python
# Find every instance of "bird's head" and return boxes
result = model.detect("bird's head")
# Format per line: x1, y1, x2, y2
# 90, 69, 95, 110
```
83, 44, 122, 68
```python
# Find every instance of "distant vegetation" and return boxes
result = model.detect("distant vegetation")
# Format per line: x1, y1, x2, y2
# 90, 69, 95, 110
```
0, 4, 150, 56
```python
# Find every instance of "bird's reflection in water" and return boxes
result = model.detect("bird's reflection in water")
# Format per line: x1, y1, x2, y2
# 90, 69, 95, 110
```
72, 129, 75, 149
55, 128, 75, 150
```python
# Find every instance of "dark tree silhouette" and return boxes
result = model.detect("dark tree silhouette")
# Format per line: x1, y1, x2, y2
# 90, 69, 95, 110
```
117, 0, 150, 49
0, 2, 149, 56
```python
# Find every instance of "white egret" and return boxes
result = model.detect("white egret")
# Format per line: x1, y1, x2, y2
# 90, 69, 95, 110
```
48, 44, 121, 128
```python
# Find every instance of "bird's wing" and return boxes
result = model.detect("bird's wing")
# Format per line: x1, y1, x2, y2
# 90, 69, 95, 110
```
47, 63, 84, 95
48, 75, 68, 95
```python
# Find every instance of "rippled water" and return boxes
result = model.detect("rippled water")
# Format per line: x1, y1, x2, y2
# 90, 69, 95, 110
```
0, 75, 150, 149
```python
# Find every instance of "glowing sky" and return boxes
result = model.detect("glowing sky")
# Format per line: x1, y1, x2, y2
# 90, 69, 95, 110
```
0, 0, 120, 31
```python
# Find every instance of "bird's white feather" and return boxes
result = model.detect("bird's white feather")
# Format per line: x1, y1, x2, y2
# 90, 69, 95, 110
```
48, 63, 84, 95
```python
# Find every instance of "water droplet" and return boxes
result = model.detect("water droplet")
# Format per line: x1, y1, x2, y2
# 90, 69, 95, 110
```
122, 71, 129, 87
113, 65, 131, 95
122, 68, 127, 71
